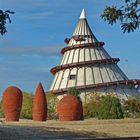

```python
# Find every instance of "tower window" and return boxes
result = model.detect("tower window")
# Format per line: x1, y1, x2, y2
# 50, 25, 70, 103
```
69, 75, 76, 80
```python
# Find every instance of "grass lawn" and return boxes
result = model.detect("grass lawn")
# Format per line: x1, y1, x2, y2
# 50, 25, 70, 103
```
0, 118, 140, 139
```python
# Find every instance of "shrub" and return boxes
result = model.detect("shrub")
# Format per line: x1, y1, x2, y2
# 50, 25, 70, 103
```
46, 93, 58, 119
123, 97, 140, 118
20, 92, 33, 119
98, 96, 124, 119
68, 87, 80, 98
83, 93, 101, 118
0, 101, 4, 118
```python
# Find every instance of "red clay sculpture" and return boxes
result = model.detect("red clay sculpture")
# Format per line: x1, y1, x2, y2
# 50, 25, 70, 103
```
57, 95, 83, 121
32, 82, 47, 121
2, 86, 23, 121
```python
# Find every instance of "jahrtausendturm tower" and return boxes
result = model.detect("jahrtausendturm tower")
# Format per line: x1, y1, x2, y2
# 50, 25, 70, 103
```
49, 9, 140, 100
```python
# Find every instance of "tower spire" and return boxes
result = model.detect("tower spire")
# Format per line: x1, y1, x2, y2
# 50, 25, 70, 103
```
79, 9, 86, 19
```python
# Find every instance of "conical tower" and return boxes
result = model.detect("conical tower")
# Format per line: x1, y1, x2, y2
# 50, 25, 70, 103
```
49, 9, 140, 100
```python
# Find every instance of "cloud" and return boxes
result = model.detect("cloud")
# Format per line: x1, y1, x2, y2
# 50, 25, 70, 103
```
20, 11, 53, 20
0, 38, 16, 47
1, 0, 67, 12
0, 45, 63, 56
1, 0, 55, 25
1, 0, 49, 10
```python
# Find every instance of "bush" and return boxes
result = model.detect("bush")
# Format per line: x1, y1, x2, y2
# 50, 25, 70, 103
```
68, 87, 80, 98
123, 97, 140, 118
98, 96, 124, 119
20, 92, 33, 119
83, 93, 101, 118
0, 101, 4, 118
46, 93, 58, 120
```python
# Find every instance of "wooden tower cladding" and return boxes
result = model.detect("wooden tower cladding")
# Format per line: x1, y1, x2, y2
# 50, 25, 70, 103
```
49, 9, 140, 100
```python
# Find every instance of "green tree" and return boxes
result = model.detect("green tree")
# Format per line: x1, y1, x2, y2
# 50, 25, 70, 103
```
0, 10, 14, 35
68, 87, 80, 98
123, 97, 140, 118
0, 101, 4, 118
46, 93, 58, 119
20, 92, 33, 119
102, 0, 140, 33
83, 93, 101, 118
98, 96, 124, 119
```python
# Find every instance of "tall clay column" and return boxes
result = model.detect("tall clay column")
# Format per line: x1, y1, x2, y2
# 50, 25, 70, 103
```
2, 86, 23, 121
32, 82, 47, 121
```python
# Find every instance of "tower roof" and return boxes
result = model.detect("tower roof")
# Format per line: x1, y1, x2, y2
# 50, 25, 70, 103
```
68, 9, 98, 46
79, 9, 86, 19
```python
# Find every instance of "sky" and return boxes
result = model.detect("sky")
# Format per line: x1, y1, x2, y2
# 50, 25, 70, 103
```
0, 0, 140, 97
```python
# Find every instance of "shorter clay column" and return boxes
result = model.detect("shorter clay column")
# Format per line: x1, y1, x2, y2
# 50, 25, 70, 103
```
57, 95, 83, 121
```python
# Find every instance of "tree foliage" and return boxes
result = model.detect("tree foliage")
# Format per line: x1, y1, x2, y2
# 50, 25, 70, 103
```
83, 94, 124, 119
98, 96, 124, 119
83, 94, 102, 118
0, 101, 4, 118
46, 93, 58, 119
20, 92, 33, 119
68, 87, 80, 98
123, 97, 140, 118
101, 0, 140, 33
0, 9, 14, 35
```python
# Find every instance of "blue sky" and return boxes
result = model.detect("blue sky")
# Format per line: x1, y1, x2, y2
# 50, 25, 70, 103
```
0, 0, 140, 96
